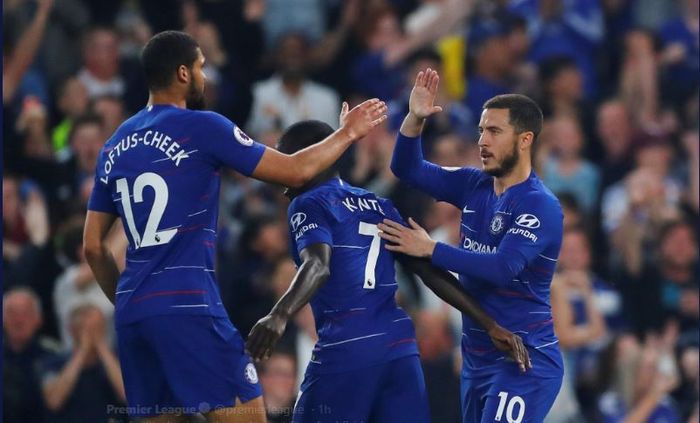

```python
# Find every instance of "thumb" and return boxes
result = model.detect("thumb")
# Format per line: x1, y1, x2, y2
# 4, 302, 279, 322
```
342, 101, 349, 113
432, 106, 443, 114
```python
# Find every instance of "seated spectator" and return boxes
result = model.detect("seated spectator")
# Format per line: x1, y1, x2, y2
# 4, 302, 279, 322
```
3, 288, 59, 423
541, 116, 601, 214
247, 32, 340, 142
259, 349, 298, 423
39, 305, 126, 423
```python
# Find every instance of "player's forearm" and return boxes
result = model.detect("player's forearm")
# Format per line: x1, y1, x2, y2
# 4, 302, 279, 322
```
401, 256, 496, 331
84, 246, 120, 304
289, 128, 354, 187
431, 242, 526, 287
271, 252, 331, 319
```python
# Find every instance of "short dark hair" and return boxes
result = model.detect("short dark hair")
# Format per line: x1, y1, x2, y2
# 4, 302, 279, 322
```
69, 113, 103, 143
538, 56, 578, 85
277, 120, 335, 155
483, 94, 543, 140
141, 31, 199, 91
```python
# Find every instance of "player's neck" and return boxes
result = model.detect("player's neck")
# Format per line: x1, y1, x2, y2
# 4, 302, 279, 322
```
493, 162, 531, 196
287, 173, 338, 199
147, 91, 187, 109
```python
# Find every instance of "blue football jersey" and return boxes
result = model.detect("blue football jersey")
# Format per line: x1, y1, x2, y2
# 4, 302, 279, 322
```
287, 178, 418, 374
393, 134, 564, 379
87, 104, 266, 325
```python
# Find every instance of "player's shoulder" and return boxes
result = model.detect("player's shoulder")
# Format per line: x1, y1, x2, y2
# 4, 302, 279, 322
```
516, 176, 563, 215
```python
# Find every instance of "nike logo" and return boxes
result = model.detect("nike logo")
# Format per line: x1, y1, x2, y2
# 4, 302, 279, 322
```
463, 205, 476, 214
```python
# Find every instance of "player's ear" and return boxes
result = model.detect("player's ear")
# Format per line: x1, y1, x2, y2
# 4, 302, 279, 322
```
520, 131, 534, 151
176, 64, 189, 84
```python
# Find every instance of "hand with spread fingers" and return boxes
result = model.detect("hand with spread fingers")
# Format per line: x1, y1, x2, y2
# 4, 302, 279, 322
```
377, 217, 437, 258
245, 313, 288, 362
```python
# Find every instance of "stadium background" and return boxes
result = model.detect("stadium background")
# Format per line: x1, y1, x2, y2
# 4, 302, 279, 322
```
2, 0, 698, 421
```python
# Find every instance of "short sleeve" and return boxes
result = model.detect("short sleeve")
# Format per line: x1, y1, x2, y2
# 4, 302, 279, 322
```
198, 112, 266, 176
288, 196, 333, 254
87, 175, 117, 214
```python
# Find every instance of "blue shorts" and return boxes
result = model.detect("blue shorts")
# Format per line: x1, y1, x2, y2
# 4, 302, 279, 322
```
460, 371, 562, 423
116, 315, 262, 417
293, 355, 429, 423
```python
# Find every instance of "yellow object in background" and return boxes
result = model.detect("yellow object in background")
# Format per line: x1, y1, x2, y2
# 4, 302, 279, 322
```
437, 35, 466, 101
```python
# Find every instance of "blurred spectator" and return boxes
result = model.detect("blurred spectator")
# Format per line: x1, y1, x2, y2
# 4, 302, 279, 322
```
91, 94, 126, 138
464, 19, 514, 117
259, 349, 297, 423
77, 27, 125, 99
675, 337, 699, 422
353, 1, 471, 101
621, 219, 698, 337
596, 327, 682, 422
39, 305, 126, 423
658, 0, 699, 110
262, 0, 326, 48
52, 77, 90, 153
414, 310, 461, 423
602, 134, 682, 240
3, 175, 51, 288
3, 288, 59, 423
510, 0, 604, 98
550, 260, 607, 422
388, 49, 475, 140
247, 32, 340, 142
541, 116, 601, 214
53, 216, 121, 351
558, 193, 587, 232
538, 56, 586, 120
595, 99, 634, 189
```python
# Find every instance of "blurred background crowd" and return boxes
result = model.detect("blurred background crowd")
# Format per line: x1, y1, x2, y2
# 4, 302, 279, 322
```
2, 0, 698, 422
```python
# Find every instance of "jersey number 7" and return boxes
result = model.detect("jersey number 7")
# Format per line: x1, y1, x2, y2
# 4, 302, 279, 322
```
358, 222, 382, 290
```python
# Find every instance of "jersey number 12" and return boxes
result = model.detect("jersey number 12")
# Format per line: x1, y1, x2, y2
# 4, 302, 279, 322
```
116, 172, 177, 249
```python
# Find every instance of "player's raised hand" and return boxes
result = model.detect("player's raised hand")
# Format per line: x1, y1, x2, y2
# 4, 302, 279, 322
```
487, 325, 532, 373
340, 98, 387, 141
246, 313, 288, 362
409, 68, 443, 120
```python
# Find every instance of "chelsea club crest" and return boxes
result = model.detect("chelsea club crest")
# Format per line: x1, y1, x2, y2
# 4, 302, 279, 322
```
490, 214, 505, 235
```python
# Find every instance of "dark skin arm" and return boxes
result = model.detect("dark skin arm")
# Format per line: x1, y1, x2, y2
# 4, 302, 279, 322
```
246, 243, 331, 361
398, 254, 531, 372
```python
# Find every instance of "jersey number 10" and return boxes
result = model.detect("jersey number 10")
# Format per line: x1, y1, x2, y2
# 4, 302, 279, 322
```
116, 172, 177, 249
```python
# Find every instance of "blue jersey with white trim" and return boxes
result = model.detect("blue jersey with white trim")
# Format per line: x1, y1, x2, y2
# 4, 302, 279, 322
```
287, 178, 418, 374
392, 134, 564, 379
87, 105, 265, 326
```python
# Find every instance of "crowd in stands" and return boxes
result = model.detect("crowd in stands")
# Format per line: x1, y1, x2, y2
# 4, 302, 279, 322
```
3, 0, 698, 421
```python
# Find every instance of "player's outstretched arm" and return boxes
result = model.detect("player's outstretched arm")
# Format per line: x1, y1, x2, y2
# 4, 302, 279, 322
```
246, 243, 332, 362
397, 255, 531, 373
251, 99, 387, 188
390, 69, 472, 206
83, 210, 121, 304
